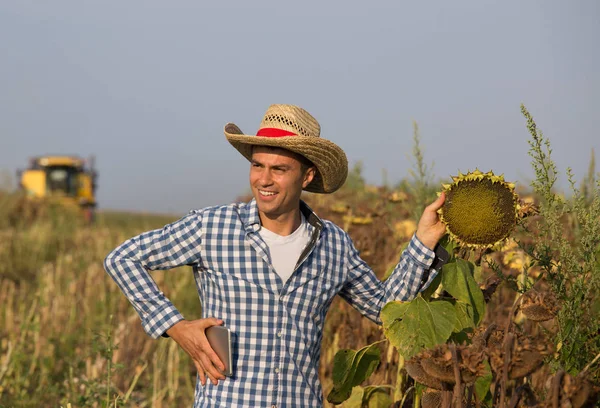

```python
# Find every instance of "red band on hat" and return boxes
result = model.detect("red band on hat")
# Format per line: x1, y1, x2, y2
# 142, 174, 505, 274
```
256, 128, 297, 137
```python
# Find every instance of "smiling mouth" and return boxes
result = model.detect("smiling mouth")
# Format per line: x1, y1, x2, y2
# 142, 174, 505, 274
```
258, 190, 277, 197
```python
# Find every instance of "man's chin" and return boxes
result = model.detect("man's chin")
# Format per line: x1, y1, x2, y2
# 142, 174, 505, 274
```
255, 198, 274, 210
256, 201, 284, 218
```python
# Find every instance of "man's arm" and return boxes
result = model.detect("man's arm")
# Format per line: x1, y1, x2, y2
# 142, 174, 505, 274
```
103, 211, 204, 339
338, 193, 447, 325
338, 233, 441, 324
104, 210, 228, 386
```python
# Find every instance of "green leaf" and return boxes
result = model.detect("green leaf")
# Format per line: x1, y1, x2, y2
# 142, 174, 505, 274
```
327, 380, 354, 402
380, 301, 410, 327
474, 360, 493, 402
441, 259, 486, 325
363, 386, 393, 408
352, 346, 381, 387
452, 300, 475, 332
327, 343, 382, 404
340, 386, 364, 407
448, 331, 470, 345
332, 349, 357, 388
340, 386, 393, 408
381, 296, 456, 359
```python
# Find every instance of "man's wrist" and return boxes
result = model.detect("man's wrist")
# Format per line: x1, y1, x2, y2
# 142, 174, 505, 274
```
164, 319, 186, 339
415, 231, 438, 251
406, 234, 435, 269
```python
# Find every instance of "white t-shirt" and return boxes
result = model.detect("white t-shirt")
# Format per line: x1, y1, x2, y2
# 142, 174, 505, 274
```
258, 214, 311, 284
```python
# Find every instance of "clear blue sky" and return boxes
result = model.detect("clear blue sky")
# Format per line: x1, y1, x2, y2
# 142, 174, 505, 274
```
1, 0, 598, 214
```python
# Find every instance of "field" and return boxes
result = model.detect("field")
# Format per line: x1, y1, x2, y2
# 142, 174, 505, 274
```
1, 109, 599, 407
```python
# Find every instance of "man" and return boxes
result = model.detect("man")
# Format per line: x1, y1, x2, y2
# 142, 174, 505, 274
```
104, 104, 447, 407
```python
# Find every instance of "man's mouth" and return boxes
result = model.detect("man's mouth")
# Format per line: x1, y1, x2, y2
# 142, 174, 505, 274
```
258, 190, 277, 197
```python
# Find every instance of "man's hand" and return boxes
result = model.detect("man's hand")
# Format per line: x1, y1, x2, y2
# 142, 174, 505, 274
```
166, 318, 226, 386
415, 191, 447, 250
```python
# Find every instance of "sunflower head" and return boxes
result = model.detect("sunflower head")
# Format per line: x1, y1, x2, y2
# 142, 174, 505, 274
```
439, 170, 520, 249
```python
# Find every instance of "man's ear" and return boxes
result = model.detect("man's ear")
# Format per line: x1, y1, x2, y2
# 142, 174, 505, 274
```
302, 167, 316, 188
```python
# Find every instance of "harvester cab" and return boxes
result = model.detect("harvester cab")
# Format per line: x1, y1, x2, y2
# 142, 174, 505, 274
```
16, 155, 98, 222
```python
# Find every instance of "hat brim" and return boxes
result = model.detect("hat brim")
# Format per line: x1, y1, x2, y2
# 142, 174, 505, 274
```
224, 123, 348, 194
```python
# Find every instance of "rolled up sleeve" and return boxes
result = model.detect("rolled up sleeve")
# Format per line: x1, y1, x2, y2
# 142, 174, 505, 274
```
339, 233, 439, 325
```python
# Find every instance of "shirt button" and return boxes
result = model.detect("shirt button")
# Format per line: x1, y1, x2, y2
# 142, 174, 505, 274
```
275, 367, 280, 373
277, 330, 282, 337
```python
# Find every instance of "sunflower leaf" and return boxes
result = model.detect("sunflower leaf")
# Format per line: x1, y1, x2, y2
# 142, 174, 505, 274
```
327, 342, 382, 405
381, 296, 456, 359
441, 259, 486, 325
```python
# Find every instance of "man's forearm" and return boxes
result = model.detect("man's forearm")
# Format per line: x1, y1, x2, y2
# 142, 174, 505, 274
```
104, 238, 184, 339
340, 234, 439, 325
103, 213, 204, 338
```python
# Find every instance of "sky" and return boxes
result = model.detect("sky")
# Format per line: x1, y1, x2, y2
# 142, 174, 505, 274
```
1, 0, 598, 215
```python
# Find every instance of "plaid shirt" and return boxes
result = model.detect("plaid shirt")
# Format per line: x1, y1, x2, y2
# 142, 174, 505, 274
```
104, 199, 439, 408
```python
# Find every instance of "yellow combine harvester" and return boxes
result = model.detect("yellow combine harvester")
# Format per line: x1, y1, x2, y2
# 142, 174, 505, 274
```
17, 155, 98, 222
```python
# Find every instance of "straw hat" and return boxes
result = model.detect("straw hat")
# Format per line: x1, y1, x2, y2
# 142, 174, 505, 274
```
224, 104, 348, 194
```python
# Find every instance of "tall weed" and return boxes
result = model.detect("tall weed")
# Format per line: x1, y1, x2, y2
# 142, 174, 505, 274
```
520, 104, 600, 376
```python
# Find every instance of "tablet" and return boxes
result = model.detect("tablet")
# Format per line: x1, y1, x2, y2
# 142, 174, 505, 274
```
205, 325, 233, 377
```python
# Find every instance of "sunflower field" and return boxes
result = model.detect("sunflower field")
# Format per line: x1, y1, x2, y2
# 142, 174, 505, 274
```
0, 105, 599, 407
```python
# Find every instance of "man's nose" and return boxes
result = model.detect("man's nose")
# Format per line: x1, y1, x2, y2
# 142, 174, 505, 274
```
258, 169, 273, 186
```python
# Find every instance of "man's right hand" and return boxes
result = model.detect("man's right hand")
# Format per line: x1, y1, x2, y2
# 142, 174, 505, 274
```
166, 318, 226, 386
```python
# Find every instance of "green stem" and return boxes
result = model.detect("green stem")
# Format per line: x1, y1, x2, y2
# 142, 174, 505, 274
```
394, 354, 405, 402
412, 389, 420, 408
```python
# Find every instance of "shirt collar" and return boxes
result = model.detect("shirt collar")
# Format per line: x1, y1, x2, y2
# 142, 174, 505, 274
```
241, 198, 323, 233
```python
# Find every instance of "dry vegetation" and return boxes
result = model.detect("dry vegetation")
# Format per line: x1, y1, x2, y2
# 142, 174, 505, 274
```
1, 109, 599, 407
1, 177, 597, 407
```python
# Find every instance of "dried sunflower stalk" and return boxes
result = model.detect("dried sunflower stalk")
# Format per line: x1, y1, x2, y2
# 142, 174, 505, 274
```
488, 332, 552, 379
421, 389, 442, 408
405, 358, 443, 390
520, 290, 560, 322
558, 372, 595, 408
411, 343, 487, 386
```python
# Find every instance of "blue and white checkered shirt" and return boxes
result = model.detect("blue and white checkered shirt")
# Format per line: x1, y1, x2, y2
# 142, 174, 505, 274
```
104, 199, 439, 408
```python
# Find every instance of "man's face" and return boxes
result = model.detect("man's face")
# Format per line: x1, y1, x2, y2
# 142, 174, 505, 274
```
250, 146, 315, 219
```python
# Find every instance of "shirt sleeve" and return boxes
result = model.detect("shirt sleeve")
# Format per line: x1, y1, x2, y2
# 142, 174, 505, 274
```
103, 211, 203, 339
338, 233, 439, 325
